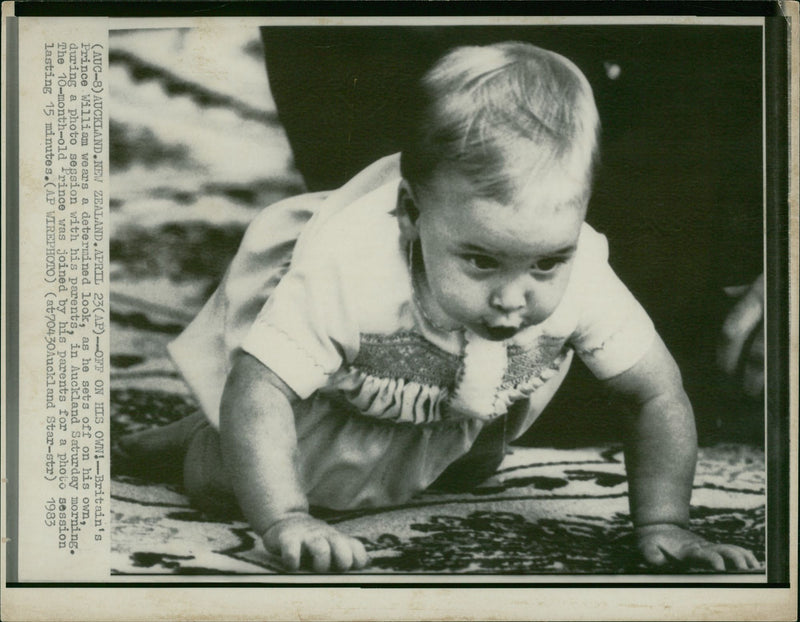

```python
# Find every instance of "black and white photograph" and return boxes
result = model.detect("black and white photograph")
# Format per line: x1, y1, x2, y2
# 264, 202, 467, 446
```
2, 5, 797, 621
108, 21, 770, 577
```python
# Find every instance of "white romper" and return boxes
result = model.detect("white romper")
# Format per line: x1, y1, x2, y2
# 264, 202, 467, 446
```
169, 154, 656, 510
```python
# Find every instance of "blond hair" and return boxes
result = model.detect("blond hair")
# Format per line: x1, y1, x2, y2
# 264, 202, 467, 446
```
400, 42, 600, 206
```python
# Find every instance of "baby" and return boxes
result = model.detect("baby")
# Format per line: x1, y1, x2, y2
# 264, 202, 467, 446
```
120, 42, 759, 573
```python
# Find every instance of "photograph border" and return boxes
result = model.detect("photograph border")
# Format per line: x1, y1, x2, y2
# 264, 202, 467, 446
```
2, 1, 797, 619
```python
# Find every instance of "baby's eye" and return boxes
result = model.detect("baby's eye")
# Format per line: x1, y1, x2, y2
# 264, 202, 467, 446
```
533, 257, 565, 273
464, 254, 499, 271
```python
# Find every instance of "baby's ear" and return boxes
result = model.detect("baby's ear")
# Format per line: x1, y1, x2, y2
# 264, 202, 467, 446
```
396, 180, 420, 243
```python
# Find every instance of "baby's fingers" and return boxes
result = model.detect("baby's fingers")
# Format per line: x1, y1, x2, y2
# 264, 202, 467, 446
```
350, 538, 370, 570
639, 541, 669, 567
328, 534, 354, 571
681, 544, 762, 572
743, 549, 762, 569
303, 535, 332, 573
681, 545, 726, 571
716, 545, 762, 571
275, 532, 303, 572
328, 534, 370, 571
263, 517, 369, 572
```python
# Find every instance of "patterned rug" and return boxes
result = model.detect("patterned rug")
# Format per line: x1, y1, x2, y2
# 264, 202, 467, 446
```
109, 28, 765, 576
111, 400, 765, 575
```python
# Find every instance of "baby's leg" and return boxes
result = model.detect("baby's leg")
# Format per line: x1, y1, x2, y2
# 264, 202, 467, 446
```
116, 413, 238, 513
115, 412, 208, 481
181, 421, 238, 514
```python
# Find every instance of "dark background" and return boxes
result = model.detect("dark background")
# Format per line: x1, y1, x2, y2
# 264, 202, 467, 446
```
261, 25, 765, 445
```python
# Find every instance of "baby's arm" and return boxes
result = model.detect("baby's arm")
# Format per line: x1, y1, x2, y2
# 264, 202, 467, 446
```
603, 335, 760, 571
219, 351, 369, 572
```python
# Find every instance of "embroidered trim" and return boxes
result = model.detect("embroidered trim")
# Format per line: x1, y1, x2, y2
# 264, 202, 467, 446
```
326, 331, 572, 425
502, 340, 569, 389
354, 331, 460, 388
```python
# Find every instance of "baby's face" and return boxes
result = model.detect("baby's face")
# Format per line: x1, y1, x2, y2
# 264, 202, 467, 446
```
409, 169, 586, 341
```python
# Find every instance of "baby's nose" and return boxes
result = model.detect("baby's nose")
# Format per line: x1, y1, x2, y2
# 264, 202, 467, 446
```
490, 287, 527, 314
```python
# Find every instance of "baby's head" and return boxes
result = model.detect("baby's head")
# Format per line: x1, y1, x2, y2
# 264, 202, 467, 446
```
397, 42, 600, 340
400, 41, 599, 206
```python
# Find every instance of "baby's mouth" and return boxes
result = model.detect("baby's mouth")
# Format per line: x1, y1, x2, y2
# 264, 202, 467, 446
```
481, 324, 520, 342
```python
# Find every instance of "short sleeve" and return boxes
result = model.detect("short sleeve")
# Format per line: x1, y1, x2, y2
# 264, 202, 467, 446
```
569, 230, 656, 380
242, 252, 360, 399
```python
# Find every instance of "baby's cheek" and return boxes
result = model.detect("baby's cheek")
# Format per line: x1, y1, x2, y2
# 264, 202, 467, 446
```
440, 277, 484, 317
529, 279, 569, 321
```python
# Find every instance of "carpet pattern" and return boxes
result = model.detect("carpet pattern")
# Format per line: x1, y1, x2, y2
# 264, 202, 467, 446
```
109, 28, 765, 576
112, 417, 765, 575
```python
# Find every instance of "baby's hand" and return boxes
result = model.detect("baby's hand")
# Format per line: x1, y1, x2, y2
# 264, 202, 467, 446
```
636, 524, 761, 571
262, 512, 370, 572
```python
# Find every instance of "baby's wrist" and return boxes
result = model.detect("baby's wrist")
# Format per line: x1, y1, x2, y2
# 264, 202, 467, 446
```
631, 503, 690, 532
259, 510, 312, 541
634, 521, 690, 535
